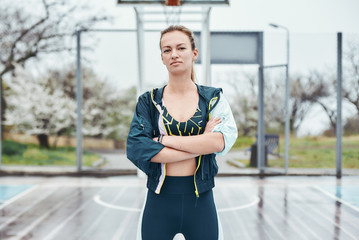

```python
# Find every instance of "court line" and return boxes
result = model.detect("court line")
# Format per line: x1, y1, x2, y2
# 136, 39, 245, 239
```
94, 194, 142, 212
0, 185, 38, 210
313, 186, 359, 213
78, 188, 128, 240
218, 196, 260, 212
94, 194, 260, 213
217, 187, 250, 239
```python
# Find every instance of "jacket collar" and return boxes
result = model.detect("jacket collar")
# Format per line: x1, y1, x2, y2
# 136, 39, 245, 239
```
151, 83, 221, 106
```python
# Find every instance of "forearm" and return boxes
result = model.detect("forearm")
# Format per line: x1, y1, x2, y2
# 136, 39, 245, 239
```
161, 132, 224, 155
151, 147, 199, 163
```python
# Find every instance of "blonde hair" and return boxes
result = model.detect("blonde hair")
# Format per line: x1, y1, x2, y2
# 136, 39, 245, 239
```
160, 25, 197, 82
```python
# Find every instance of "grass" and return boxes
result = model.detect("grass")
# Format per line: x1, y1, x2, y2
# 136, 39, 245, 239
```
2, 140, 99, 166
232, 135, 359, 168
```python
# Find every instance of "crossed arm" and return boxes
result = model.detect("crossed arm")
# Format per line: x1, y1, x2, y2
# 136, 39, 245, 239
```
151, 117, 224, 163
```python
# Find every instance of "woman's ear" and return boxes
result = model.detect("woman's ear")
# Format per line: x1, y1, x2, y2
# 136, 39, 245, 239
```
192, 48, 198, 61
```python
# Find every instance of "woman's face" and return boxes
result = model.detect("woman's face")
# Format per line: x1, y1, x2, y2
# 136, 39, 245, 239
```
160, 30, 198, 75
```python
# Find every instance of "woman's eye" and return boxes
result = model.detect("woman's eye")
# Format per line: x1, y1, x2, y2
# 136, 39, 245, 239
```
179, 47, 185, 50
163, 49, 170, 53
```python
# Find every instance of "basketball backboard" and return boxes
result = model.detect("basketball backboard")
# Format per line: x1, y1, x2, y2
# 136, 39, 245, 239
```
117, 0, 229, 6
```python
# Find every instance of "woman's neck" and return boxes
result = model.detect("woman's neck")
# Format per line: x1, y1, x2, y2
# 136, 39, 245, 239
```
167, 74, 196, 95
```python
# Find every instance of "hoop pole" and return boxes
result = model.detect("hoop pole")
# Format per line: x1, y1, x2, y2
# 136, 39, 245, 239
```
201, 7, 211, 86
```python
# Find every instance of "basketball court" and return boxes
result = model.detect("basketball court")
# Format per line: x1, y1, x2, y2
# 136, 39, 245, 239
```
1, 175, 358, 239
1, 1, 357, 240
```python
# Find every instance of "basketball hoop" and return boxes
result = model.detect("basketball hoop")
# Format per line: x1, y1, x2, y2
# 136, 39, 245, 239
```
165, 0, 181, 6
163, 2, 182, 26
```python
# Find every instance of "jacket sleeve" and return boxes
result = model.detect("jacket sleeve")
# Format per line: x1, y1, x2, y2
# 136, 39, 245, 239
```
126, 93, 165, 174
210, 92, 238, 156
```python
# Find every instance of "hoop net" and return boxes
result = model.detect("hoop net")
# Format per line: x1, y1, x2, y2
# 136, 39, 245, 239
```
163, 5, 182, 26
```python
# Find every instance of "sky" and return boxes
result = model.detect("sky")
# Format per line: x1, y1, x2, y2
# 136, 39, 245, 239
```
104, 0, 359, 33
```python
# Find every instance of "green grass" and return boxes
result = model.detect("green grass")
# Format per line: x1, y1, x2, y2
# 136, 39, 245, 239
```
2, 140, 99, 166
233, 135, 359, 168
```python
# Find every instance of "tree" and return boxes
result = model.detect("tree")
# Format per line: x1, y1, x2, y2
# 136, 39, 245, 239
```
5, 64, 76, 149
343, 115, 359, 135
223, 70, 286, 136
5, 64, 136, 148
0, 0, 109, 136
49, 65, 137, 140
289, 71, 330, 133
343, 41, 359, 114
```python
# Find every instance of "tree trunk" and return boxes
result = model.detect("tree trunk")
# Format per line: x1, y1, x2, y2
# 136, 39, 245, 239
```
37, 134, 50, 149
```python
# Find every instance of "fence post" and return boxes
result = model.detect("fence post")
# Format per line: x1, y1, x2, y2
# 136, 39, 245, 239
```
76, 28, 83, 172
336, 32, 343, 179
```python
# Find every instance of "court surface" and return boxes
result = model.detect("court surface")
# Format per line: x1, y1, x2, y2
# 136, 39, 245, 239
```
0, 175, 358, 240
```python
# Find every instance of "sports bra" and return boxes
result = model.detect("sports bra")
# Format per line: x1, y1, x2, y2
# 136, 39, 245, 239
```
161, 104, 204, 136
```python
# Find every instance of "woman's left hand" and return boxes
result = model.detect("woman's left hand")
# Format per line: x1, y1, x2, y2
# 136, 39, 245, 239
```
203, 117, 221, 134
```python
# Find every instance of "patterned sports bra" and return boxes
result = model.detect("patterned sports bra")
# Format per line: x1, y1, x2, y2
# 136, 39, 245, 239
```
160, 102, 205, 136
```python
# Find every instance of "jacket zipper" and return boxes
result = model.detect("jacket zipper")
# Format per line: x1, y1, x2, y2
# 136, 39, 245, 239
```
194, 155, 202, 197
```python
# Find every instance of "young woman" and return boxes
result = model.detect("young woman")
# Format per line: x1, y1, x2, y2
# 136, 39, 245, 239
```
127, 25, 238, 240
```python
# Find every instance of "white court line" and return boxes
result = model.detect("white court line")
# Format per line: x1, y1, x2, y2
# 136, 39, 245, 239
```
94, 195, 142, 212
313, 186, 359, 213
0, 185, 38, 210
94, 194, 259, 213
217, 196, 260, 212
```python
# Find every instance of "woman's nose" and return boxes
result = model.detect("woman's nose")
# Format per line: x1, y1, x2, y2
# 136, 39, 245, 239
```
171, 50, 179, 59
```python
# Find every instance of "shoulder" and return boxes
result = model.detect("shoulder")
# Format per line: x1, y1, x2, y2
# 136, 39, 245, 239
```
196, 84, 222, 102
138, 87, 164, 103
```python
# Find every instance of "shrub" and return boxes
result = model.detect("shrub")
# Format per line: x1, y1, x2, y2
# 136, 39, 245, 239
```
3, 140, 27, 156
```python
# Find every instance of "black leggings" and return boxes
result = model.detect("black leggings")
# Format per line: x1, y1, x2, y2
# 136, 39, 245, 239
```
141, 176, 219, 240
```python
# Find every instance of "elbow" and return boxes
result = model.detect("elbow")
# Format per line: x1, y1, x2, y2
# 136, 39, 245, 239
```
214, 133, 225, 153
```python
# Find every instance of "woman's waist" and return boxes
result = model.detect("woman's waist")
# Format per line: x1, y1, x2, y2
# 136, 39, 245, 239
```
166, 158, 196, 176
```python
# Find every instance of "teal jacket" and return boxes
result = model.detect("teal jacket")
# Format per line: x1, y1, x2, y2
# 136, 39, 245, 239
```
127, 84, 237, 196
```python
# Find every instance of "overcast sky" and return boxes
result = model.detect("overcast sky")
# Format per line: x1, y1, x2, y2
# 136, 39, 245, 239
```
102, 0, 359, 33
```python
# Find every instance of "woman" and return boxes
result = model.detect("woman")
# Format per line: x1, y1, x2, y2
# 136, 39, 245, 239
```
127, 25, 238, 240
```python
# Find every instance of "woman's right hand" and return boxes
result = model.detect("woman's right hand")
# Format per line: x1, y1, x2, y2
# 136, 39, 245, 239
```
203, 117, 221, 134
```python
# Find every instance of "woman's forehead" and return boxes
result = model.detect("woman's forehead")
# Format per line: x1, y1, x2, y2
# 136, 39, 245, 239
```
161, 31, 190, 47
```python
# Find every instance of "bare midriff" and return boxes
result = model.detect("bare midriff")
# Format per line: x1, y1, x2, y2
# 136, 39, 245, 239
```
166, 158, 196, 176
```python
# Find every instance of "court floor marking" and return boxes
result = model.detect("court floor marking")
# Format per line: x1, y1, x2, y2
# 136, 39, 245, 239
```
93, 194, 142, 212
77, 187, 129, 240
217, 196, 260, 212
0, 185, 38, 210
93, 193, 260, 213
216, 187, 251, 240
313, 186, 359, 213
